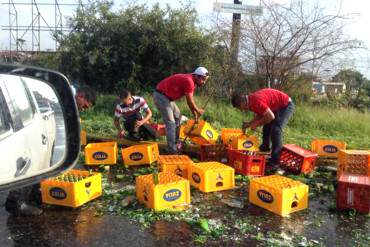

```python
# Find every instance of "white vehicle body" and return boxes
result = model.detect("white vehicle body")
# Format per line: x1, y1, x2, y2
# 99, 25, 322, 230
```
0, 74, 56, 184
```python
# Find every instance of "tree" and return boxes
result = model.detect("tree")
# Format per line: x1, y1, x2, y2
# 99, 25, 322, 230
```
235, 0, 363, 90
54, 1, 218, 93
332, 69, 368, 93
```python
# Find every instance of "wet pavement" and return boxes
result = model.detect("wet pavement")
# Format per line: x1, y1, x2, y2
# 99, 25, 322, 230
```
0, 163, 368, 247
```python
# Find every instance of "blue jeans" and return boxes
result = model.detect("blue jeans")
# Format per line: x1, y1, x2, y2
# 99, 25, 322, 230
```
260, 101, 295, 163
152, 91, 181, 153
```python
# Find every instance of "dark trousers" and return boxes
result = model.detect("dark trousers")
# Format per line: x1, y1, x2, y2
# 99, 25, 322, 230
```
260, 101, 295, 163
124, 116, 158, 140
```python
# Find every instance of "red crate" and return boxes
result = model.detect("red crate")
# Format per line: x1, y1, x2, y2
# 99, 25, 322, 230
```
150, 123, 166, 136
337, 174, 369, 213
279, 144, 318, 174
227, 149, 265, 176
200, 144, 228, 164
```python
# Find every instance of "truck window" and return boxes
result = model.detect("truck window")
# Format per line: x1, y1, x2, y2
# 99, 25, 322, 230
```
3, 76, 34, 125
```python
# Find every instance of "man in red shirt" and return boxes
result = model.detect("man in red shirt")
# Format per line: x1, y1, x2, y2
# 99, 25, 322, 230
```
231, 88, 295, 168
153, 67, 209, 154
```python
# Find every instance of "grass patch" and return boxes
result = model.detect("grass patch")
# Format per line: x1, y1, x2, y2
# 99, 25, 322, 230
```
81, 94, 370, 149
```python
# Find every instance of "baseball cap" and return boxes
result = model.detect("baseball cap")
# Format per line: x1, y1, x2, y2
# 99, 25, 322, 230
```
193, 67, 209, 77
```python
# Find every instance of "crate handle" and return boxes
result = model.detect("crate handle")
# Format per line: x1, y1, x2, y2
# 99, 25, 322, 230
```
216, 181, 223, 187
291, 201, 298, 208
252, 159, 261, 163
85, 182, 91, 188
172, 203, 189, 209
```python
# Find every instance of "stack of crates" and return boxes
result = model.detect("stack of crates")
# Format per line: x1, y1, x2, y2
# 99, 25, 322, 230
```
249, 175, 309, 216
41, 170, 102, 207
200, 144, 229, 164
230, 134, 259, 151
84, 142, 117, 165
227, 149, 265, 176
279, 144, 318, 174
336, 150, 370, 213
122, 143, 159, 166
158, 155, 193, 178
183, 120, 219, 145
136, 172, 191, 211
187, 162, 235, 192
220, 128, 243, 146
311, 139, 347, 158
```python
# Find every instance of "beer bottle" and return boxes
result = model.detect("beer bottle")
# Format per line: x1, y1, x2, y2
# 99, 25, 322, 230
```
153, 169, 159, 185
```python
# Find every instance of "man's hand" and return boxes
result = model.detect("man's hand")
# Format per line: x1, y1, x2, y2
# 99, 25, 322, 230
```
135, 120, 145, 128
117, 130, 125, 138
197, 108, 205, 116
242, 121, 251, 134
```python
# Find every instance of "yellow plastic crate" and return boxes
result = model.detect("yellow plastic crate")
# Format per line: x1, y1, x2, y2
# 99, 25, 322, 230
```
136, 172, 191, 211
311, 139, 347, 158
80, 130, 87, 146
122, 143, 159, 166
231, 134, 259, 151
221, 128, 243, 145
337, 150, 370, 178
158, 155, 194, 178
41, 170, 102, 208
249, 175, 309, 216
84, 142, 117, 165
179, 125, 186, 140
187, 162, 235, 192
183, 120, 219, 145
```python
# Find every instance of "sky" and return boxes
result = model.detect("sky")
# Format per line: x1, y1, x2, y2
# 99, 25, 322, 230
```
0, 0, 369, 78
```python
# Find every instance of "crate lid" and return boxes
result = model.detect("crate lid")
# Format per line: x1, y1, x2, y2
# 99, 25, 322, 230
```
191, 162, 233, 171
283, 144, 318, 157
158, 155, 193, 164
251, 175, 306, 189
338, 174, 370, 185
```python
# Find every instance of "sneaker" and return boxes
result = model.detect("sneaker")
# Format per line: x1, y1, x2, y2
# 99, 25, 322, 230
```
17, 203, 43, 216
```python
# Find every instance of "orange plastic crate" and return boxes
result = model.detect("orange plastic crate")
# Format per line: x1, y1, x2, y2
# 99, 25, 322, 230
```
311, 139, 346, 158
158, 155, 193, 178
230, 134, 259, 151
249, 175, 309, 216
187, 162, 235, 192
220, 128, 243, 145
183, 120, 219, 145
136, 172, 191, 211
84, 142, 117, 165
337, 150, 370, 178
41, 170, 102, 208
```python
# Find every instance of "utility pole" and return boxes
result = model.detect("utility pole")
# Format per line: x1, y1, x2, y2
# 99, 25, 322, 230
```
230, 0, 242, 66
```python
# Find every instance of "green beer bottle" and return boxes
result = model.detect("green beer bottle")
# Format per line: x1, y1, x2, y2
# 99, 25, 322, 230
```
153, 169, 159, 185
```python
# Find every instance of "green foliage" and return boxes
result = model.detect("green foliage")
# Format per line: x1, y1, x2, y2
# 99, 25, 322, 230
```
332, 69, 368, 92
54, 1, 218, 93
82, 94, 370, 150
